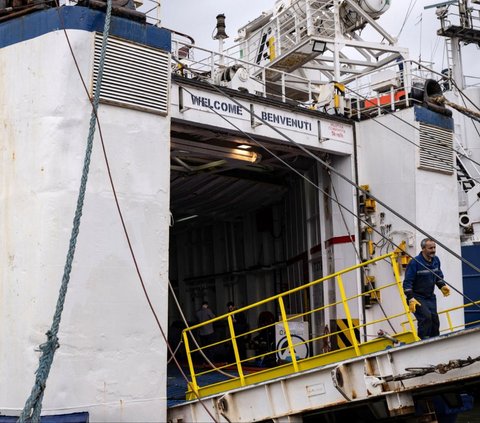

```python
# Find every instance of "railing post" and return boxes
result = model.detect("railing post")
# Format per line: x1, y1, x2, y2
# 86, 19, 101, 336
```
390, 252, 419, 340
278, 296, 300, 372
336, 275, 361, 356
390, 86, 395, 111
182, 330, 199, 395
306, 0, 313, 36
445, 311, 454, 332
276, 16, 281, 57
262, 68, 267, 97
210, 51, 215, 79
227, 315, 246, 385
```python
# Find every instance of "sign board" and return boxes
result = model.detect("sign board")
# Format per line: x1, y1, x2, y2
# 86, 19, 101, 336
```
275, 320, 309, 362
180, 87, 251, 122
319, 119, 354, 143
172, 84, 354, 155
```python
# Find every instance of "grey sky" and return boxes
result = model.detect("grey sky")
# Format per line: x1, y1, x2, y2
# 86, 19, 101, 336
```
160, 1, 478, 80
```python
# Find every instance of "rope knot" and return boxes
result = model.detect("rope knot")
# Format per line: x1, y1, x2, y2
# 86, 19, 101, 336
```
38, 331, 60, 355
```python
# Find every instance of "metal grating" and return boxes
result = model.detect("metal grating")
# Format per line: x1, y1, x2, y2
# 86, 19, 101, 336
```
92, 34, 169, 114
418, 122, 453, 174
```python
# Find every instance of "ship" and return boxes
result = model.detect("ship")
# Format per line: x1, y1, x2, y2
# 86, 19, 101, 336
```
1, 0, 480, 422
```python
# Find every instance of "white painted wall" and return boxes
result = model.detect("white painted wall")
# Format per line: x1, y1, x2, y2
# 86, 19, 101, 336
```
355, 108, 464, 334
0, 29, 170, 422
446, 87, 480, 238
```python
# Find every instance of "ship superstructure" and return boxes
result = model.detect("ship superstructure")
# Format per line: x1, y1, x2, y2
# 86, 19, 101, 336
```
0, 0, 479, 422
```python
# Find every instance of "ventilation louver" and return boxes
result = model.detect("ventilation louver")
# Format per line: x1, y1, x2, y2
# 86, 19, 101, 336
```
92, 34, 169, 115
418, 122, 453, 174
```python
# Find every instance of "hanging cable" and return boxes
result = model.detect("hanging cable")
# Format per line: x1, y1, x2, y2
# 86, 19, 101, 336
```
199, 81, 480, 276
52, 4, 220, 420
396, 0, 417, 39
176, 81, 480, 309
328, 171, 396, 334
166, 279, 236, 378
433, 96, 480, 123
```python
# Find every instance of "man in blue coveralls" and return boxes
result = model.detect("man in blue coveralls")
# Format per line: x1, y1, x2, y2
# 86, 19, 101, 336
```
403, 238, 451, 339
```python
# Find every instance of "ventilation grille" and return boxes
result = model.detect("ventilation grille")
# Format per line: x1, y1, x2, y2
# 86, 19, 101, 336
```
93, 34, 169, 115
418, 122, 453, 174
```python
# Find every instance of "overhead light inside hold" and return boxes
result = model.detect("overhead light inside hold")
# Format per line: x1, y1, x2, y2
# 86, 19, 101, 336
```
312, 40, 327, 53
172, 139, 260, 163
237, 144, 251, 150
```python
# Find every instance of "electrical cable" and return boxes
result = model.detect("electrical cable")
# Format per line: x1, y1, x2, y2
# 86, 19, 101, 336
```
56, 4, 219, 420
176, 80, 480, 309
328, 171, 396, 334
396, 0, 417, 39
199, 80, 480, 276
166, 279, 236, 378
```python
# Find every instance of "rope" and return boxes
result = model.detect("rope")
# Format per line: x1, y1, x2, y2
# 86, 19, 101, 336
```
17, 2, 112, 421
431, 95, 480, 124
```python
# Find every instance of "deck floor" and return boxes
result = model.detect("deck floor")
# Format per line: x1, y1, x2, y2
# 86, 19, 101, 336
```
167, 360, 267, 407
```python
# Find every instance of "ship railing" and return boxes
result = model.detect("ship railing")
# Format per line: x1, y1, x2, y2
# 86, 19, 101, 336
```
225, 0, 336, 68
170, 36, 316, 104
343, 59, 458, 120
169, 37, 469, 121
401, 299, 480, 334
181, 251, 419, 400
437, 0, 480, 35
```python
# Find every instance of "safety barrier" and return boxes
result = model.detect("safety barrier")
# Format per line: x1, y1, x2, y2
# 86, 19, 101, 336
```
401, 300, 480, 334
181, 251, 419, 400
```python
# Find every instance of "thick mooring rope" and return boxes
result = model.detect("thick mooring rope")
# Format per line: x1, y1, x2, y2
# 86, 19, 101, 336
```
431, 95, 480, 124
18, 2, 112, 421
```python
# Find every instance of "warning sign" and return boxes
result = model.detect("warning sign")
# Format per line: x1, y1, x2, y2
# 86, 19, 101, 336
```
275, 320, 309, 361
336, 318, 360, 349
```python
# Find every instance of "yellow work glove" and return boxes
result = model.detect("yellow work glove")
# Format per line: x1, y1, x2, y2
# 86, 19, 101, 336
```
441, 285, 451, 297
408, 298, 421, 313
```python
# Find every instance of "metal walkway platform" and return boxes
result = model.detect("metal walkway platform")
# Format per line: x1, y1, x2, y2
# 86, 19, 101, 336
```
168, 326, 480, 422
167, 251, 480, 421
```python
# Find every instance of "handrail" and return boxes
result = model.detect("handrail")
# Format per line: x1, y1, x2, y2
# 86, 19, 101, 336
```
183, 252, 478, 399
400, 300, 480, 334
169, 36, 452, 119
181, 251, 420, 399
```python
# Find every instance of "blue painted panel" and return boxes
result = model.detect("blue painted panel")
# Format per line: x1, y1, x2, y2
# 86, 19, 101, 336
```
0, 412, 89, 422
461, 245, 480, 325
414, 105, 454, 131
0, 6, 171, 51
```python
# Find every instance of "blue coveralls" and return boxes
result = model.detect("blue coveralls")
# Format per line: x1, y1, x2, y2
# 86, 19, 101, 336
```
403, 253, 446, 339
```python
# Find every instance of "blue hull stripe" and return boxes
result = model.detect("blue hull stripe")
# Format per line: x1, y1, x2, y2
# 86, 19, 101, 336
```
414, 105, 454, 131
0, 6, 171, 51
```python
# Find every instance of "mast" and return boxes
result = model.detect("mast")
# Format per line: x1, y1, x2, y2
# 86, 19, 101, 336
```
432, 0, 480, 90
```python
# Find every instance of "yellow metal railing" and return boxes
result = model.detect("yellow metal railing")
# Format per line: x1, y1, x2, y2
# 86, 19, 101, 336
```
441, 300, 480, 332
401, 300, 480, 334
182, 251, 419, 399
